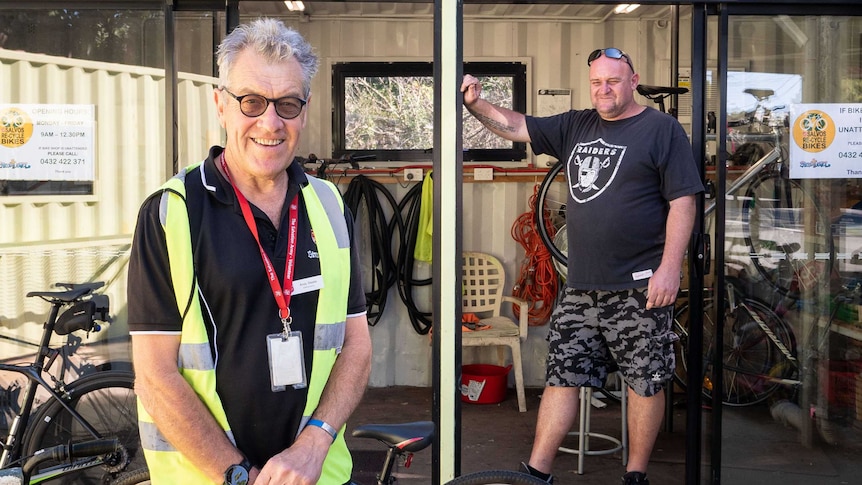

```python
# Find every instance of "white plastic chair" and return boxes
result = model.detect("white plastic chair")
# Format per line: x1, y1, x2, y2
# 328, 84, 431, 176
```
461, 252, 528, 412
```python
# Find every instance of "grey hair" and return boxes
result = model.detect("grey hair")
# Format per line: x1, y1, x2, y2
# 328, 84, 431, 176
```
216, 18, 319, 97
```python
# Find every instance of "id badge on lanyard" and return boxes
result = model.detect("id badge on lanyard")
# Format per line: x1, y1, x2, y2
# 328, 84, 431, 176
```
221, 154, 308, 391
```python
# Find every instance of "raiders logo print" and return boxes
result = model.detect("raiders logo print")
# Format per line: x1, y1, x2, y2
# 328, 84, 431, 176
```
565, 138, 626, 203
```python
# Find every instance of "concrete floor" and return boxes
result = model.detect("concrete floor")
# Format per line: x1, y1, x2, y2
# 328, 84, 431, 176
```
345, 386, 862, 485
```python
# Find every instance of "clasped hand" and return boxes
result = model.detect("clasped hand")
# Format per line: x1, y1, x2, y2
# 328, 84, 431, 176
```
250, 430, 331, 485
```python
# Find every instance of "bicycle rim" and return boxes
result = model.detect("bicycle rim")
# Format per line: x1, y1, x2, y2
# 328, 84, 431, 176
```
22, 370, 145, 484
535, 160, 568, 270
445, 470, 552, 485
743, 171, 833, 300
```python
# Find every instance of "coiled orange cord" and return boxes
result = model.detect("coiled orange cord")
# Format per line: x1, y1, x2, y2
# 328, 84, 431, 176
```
510, 185, 559, 326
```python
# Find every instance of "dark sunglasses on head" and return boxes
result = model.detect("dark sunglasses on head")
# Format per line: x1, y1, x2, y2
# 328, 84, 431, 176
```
221, 88, 307, 120
587, 48, 634, 72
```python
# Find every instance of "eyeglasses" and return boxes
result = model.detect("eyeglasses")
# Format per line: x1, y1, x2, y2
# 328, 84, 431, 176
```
587, 48, 634, 72
221, 88, 307, 120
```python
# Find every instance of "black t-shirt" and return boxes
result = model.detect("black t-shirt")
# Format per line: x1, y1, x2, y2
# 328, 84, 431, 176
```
127, 146, 367, 467
527, 107, 704, 290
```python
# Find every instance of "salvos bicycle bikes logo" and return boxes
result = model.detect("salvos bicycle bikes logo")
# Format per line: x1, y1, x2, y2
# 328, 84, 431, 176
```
0, 106, 34, 148
565, 138, 625, 203
792, 109, 836, 155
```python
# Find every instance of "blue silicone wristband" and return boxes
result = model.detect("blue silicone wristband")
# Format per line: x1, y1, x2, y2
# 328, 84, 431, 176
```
307, 418, 338, 441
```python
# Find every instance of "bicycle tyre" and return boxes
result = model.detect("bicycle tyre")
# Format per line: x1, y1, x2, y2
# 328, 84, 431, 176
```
535, 160, 568, 271
446, 470, 551, 485
674, 293, 797, 406
672, 297, 712, 397
112, 467, 151, 485
22, 370, 146, 484
743, 170, 834, 300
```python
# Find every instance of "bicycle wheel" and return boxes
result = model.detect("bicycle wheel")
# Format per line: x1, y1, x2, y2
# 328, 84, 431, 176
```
446, 470, 551, 485
112, 467, 151, 485
743, 170, 833, 300
671, 297, 711, 392
674, 293, 797, 406
535, 160, 568, 270
22, 370, 145, 484
718, 296, 798, 406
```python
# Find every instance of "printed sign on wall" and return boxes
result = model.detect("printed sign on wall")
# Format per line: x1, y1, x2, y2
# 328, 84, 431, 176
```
789, 103, 862, 179
0, 104, 95, 181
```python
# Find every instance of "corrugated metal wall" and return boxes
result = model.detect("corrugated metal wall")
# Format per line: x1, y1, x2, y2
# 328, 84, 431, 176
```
2, 13, 682, 388
0, 48, 220, 362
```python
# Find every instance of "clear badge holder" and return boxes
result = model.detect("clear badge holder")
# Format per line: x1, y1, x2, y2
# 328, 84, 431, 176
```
266, 316, 307, 391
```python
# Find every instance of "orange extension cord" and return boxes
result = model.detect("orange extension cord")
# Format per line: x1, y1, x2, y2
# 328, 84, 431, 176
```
510, 185, 559, 326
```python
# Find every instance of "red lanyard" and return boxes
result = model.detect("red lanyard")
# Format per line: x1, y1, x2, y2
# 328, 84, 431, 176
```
220, 154, 299, 326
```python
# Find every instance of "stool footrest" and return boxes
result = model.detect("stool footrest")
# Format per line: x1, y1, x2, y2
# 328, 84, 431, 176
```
556, 374, 629, 475
559, 431, 623, 456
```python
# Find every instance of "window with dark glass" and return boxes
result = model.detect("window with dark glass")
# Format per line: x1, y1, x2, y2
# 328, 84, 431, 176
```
332, 61, 527, 162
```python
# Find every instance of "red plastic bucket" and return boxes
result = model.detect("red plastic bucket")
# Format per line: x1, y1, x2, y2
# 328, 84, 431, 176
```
460, 364, 512, 404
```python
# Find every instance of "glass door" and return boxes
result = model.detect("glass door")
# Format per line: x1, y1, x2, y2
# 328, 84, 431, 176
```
707, 8, 862, 484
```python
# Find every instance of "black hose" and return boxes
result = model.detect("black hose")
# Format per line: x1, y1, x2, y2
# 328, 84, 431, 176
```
392, 181, 433, 335
343, 175, 402, 326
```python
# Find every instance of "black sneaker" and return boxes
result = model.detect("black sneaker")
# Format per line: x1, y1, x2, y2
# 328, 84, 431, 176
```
520, 462, 554, 484
622, 471, 650, 484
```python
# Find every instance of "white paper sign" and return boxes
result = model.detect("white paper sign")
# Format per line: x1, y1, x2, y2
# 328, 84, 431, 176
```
789, 103, 862, 179
0, 104, 96, 181
536, 89, 572, 167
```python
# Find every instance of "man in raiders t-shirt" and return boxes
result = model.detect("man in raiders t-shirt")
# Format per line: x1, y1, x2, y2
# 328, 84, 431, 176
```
461, 48, 703, 485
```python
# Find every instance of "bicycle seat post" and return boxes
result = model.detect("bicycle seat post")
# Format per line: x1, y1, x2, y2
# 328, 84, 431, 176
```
35, 302, 64, 369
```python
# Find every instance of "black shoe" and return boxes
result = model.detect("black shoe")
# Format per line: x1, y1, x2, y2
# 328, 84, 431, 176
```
622, 471, 650, 484
520, 462, 554, 484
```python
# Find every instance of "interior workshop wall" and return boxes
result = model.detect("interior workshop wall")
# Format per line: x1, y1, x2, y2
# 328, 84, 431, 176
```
283, 13, 686, 388
334, 177, 555, 389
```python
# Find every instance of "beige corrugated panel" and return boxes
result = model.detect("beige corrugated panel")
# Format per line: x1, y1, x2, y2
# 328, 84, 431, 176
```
0, 48, 220, 362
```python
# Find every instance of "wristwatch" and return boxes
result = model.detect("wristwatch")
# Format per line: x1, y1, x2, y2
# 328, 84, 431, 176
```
223, 457, 252, 485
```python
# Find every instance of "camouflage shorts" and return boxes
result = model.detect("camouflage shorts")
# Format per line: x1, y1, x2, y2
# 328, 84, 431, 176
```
546, 286, 678, 397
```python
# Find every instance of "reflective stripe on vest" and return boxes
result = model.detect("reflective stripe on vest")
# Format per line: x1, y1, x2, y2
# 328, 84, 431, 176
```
138, 164, 353, 484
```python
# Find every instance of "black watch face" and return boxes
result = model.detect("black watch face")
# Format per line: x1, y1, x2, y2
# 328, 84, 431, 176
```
225, 464, 249, 485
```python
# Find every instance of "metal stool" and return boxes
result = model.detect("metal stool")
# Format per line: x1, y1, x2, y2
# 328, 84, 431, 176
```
558, 372, 628, 475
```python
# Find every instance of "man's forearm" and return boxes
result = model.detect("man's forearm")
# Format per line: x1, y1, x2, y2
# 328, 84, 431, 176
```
661, 194, 697, 272
134, 338, 244, 482
465, 98, 531, 143
306, 315, 372, 432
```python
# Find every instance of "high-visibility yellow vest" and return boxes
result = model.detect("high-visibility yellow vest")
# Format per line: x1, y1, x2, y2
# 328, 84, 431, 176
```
137, 161, 353, 484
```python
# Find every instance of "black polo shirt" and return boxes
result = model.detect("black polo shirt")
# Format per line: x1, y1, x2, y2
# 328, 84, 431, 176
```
127, 146, 367, 467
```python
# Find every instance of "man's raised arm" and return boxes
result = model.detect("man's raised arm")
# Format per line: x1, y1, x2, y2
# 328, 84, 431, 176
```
461, 74, 531, 143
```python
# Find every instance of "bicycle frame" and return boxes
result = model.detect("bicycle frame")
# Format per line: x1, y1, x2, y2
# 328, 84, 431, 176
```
726, 283, 797, 368
704, 146, 781, 219
0, 285, 117, 482
0, 362, 106, 468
